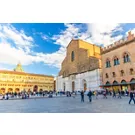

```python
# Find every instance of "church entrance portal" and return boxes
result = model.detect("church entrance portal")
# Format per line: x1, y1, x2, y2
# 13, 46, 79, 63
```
72, 81, 75, 92
83, 80, 87, 91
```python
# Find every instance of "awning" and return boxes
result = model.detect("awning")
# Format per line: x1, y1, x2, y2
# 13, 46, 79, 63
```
101, 82, 135, 87
100, 84, 112, 87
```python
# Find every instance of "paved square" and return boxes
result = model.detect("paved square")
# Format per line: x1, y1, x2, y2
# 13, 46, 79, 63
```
0, 95, 135, 113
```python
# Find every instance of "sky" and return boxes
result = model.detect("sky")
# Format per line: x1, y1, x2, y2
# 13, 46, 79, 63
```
0, 23, 135, 76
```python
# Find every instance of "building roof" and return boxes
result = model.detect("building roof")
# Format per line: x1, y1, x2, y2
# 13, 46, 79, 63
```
0, 62, 54, 78
66, 39, 101, 49
0, 70, 54, 78
101, 31, 135, 54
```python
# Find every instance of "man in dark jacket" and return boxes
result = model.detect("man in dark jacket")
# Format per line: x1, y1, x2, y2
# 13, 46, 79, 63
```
112, 89, 116, 98
129, 90, 135, 104
80, 90, 85, 102
87, 90, 93, 102
118, 89, 122, 99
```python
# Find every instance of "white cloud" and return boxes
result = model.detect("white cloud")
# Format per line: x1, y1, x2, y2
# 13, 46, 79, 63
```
52, 23, 80, 47
35, 46, 66, 68
42, 35, 48, 40
0, 42, 35, 65
87, 23, 123, 46
0, 23, 131, 71
49, 23, 124, 68
0, 24, 34, 53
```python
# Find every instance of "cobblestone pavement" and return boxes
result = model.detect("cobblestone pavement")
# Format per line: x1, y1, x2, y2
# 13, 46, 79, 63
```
0, 95, 135, 113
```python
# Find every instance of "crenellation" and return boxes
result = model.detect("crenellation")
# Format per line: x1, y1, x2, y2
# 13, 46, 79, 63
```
102, 31, 135, 53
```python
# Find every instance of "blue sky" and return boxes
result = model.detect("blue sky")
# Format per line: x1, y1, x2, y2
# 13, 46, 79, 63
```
0, 23, 135, 76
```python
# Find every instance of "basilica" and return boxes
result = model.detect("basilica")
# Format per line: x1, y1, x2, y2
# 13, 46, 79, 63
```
56, 39, 102, 92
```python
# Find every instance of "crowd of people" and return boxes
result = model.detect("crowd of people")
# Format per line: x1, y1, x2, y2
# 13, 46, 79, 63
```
0, 90, 66, 100
79, 89, 135, 105
1, 89, 135, 104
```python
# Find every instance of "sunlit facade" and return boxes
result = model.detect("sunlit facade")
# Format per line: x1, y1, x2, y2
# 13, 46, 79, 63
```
0, 63, 54, 94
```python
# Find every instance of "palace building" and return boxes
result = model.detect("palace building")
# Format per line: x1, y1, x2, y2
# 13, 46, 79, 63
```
0, 63, 54, 94
101, 31, 135, 92
56, 39, 102, 92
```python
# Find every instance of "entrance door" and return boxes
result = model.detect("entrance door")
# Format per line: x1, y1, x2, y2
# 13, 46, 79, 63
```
63, 83, 66, 91
72, 81, 75, 92
84, 83, 87, 91
82, 79, 87, 91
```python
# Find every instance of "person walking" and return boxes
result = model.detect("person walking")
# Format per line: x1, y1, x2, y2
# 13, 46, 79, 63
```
72, 91, 76, 98
118, 89, 122, 99
103, 90, 107, 99
129, 90, 135, 104
95, 90, 98, 99
87, 90, 93, 102
80, 90, 85, 102
112, 89, 116, 98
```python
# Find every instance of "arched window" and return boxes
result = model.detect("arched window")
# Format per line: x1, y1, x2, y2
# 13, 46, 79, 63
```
112, 72, 116, 77
120, 70, 124, 76
106, 59, 111, 68
130, 68, 134, 75
71, 51, 75, 62
123, 52, 130, 63
105, 73, 109, 78
114, 56, 120, 66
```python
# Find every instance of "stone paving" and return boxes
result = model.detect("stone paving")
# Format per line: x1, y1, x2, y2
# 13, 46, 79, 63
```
0, 95, 135, 113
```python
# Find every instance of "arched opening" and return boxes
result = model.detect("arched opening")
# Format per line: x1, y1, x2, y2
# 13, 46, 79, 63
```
105, 73, 109, 78
63, 83, 66, 91
113, 56, 120, 66
113, 81, 118, 84
112, 80, 119, 92
15, 88, 20, 93
33, 85, 38, 92
8, 88, 13, 93
82, 79, 87, 91
130, 78, 135, 90
71, 51, 75, 62
123, 52, 130, 63
104, 81, 111, 91
72, 81, 75, 92
121, 80, 128, 91
28, 89, 31, 93
120, 70, 125, 76
106, 58, 111, 68
39, 89, 43, 92
0, 88, 5, 94
106, 81, 110, 85
112, 72, 116, 77
130, 68, 134, 75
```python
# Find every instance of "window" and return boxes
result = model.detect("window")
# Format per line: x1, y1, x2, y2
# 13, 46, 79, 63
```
120, 70, 124, 76
114, 57, 120, 66
106, 59, 111, 68
112, 72, 116, 77
130, 68, 134, 75
71, 51, 75, 62
123, 53, 130, 63
105, 73, 109, 78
